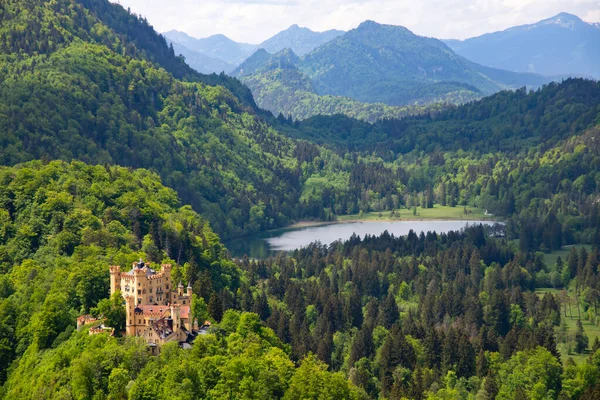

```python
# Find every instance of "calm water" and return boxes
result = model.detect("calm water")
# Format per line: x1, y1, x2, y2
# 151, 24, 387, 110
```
226, 220, 494, 259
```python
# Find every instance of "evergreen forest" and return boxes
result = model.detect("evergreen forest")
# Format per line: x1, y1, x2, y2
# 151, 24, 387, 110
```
0, 0, 600, 399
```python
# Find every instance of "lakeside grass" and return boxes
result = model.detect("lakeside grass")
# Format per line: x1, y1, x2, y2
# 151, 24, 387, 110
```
336, 205, 497, 222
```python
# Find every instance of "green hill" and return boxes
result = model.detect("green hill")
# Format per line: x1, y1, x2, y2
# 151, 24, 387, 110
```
236, 49, 440, 122
0, 160, 236, 382
0, 0, 305, 240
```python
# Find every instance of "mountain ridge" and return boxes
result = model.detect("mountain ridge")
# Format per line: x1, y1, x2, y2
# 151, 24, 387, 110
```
258, 24, 345, 56
234, 20, 552, 118
163, 30, 256, 68
444, 12, 600, 77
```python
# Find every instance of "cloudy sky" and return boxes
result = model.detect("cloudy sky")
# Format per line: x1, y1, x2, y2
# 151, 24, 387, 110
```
112, 0, 600, 43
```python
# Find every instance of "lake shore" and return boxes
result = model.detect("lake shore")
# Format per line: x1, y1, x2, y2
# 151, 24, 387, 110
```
288, 206, 500, 229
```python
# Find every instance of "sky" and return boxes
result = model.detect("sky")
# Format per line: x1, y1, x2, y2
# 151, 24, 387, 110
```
111, 0, 600, 43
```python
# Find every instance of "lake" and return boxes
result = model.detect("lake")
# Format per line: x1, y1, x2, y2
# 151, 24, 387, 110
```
226, 220, 496, 259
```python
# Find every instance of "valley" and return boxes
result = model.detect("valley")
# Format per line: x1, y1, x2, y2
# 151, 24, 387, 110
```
0, 0, 599, 399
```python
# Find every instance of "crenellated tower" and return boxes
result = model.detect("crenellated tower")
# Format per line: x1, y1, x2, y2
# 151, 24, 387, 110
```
124, 295, 136, 336
109, 265, 121, 296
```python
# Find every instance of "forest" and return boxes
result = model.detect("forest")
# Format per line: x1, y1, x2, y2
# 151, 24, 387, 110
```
0, 0, 600, 398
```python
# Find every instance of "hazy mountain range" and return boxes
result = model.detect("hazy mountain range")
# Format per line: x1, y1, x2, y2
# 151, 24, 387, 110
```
163, 12, 598, 121
444, 12, 600, 78
231, 21, 552, 119
163, 25, 345, 74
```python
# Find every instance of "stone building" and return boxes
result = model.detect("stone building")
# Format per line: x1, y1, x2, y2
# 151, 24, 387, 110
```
109, 259, 197, 352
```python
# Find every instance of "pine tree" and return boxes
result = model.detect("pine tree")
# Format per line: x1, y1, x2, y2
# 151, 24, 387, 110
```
575, 319, 589, 353
424, 329, 442, 370
208, 292, 223, 322
441, 182, 447, 206
456, 334, 475, 378
476, 349, 488, 378
379, 292, 399, 329
348, 287, 363, 328
252, 290, 270, 321
349, 326, 374, 367
484, 372, 499, 399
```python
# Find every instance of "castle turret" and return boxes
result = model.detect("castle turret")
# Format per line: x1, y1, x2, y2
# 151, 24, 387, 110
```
125, 296, 136, 336
187, 282, 193, 298
109, 265, 121, 296
133, 263, 147, 304
171, 304, 181, 331
162, 264, 172, 303
177, 281, 184, 297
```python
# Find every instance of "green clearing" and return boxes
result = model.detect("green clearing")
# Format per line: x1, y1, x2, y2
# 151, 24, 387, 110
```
536, 287, 600, 364
337, 205, 496, 222
542, 244, 591, 268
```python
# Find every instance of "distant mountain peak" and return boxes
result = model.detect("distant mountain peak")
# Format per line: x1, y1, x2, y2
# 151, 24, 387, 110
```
259, 24, 344, 56
444, 12, 600, 77
357, 20, 380, 29
354, 20, 413, 35
552, 12, 583, 21
533, 12, 586, 30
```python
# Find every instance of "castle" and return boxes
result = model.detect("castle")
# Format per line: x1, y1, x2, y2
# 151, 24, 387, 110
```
109, 259, 197, 353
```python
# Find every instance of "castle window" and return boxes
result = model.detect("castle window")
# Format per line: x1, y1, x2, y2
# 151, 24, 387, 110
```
138, 290, 141, 295
183, 300, 186, 304
149, 288, 152, 293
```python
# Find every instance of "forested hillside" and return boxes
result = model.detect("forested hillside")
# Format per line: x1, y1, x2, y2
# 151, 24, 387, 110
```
0, 161, 236, 383
237, 49, 438, 122
231, 226, 600, 399
0, 161, 365, 399
0, 0, 306, 239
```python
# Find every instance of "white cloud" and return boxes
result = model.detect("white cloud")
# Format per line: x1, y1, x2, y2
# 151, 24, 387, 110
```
111, 0, 600, 43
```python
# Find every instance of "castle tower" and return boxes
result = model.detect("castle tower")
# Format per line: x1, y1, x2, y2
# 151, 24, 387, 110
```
171, 304, 181, 331
109, 265, 121, 296
162, 264, 172, 303
133, 263, 147, 304
177, 281, 184, 297
187, 282, 193, 298
124, 296, 136, 336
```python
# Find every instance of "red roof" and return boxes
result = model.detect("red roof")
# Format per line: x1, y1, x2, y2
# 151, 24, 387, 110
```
180, 305, 190, 319
133, 305, 190, 319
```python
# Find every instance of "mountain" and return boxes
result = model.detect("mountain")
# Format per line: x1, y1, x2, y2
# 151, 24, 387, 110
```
0, 0, 304, 240
301, 21, 551, 105
235, 20, 552, 115
444, 12, 600, 77
163, 30, 256, 67
237, 48, 441, 122
168, 40, 234, 74
258, 24, 344, 56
